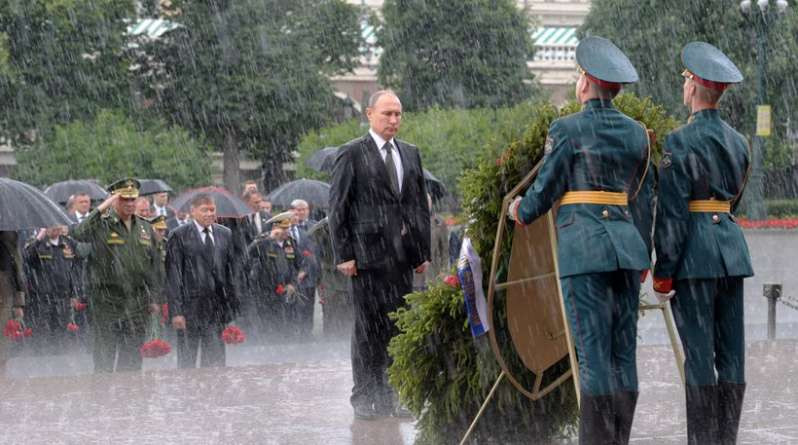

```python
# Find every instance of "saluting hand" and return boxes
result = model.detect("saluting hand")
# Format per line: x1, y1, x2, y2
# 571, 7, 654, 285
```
97, 192, 120, 213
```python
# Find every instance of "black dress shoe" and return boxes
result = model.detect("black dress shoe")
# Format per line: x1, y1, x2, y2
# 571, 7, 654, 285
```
353, 404, 378, 420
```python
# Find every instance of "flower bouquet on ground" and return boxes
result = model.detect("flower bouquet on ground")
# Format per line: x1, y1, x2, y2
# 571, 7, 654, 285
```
221, 325, 246, 345
140, 314, 172, 358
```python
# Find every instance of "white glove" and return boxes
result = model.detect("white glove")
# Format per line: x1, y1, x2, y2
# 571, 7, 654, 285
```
654, 289, 675, 303
508, 197, 522, 222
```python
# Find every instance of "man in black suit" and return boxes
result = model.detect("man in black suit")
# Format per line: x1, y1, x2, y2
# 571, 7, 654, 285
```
329, 90, 431, 419
150, 192, 175, 220
242, 190, 271, 247
166, 194, 240, 368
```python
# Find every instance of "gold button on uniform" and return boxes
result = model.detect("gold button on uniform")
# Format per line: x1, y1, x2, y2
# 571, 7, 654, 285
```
712, 214, 720, 223
601, 209, 609, 219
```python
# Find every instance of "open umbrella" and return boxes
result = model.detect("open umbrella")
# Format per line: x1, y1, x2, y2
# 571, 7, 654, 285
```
170, 186, 251, 218
139, 179, 174, 196
305, 146, 339, 172
266, 179, 331, 210
44, 179, 108, 205
423, 169, 446, 199
1, 178, 73, 230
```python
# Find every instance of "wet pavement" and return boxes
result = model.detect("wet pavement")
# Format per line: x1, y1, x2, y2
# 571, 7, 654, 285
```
1, 338, 796, 444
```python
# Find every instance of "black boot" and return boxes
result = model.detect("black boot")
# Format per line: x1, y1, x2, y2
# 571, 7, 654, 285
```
579, 394, 615, 445
613, 391, 638, 445
685, 384, 719, 445
717, 382, 746, 445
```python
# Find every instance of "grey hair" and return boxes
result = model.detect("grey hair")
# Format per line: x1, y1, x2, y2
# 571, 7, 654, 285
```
291, 199, 309, 209
367, 89, 400, 108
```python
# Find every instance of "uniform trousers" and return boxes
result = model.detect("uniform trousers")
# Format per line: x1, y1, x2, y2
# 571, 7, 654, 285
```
561, 270, 640, 396
92, 314, 145, 373
350, 265, 412, 410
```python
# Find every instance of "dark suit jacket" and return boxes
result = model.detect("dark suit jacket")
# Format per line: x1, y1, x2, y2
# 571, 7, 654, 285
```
329, 134, 431, 270
165, 222, 240, 324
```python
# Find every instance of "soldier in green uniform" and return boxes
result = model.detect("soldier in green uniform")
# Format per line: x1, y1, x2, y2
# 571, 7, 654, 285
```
652, 42, 752, 445
309, 218, 353, 337
247, 212, 306, 339
508, 36, 655, 445
71, 179, 162, 373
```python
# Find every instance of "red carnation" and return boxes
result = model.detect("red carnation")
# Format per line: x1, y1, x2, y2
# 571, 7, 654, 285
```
3, 319, 23, 340
73, 301, 88, 311
302, 249, 313, 257
140, 338, 172, 358
444, 275, 460, 288
276, 284, 286, 295
24, 327, 33, 337
221, 325, 246, 345
161, 303, 170, 325
66, 322, 80, 333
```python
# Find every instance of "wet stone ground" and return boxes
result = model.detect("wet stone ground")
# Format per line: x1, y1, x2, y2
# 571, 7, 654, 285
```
1, 338, 796, 445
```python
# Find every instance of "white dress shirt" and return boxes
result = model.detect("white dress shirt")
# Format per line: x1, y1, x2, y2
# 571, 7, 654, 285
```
153, 205, 168, 217
369, 129, 403, 192
193, 220, 215, 244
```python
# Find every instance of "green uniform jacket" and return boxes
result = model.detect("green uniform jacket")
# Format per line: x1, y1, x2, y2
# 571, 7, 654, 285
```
653, 109, 754, 280
517, 99, 654, 278
70, 208, 160, 320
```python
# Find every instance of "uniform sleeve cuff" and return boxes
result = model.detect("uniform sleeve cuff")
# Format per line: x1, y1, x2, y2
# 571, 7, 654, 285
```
653, 277, 673, 293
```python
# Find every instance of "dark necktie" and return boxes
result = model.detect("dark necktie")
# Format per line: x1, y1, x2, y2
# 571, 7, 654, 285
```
383, 142, 400, 194
203, 227, 214, 253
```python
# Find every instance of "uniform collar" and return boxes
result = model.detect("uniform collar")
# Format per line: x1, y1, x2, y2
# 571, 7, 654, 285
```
690, 108, 720, 122
583, 98, 615, 110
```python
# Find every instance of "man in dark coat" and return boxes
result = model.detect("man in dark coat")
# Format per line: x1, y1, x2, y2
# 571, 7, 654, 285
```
329, 89, 431, 419
23, 225, 82, 352
653, 42, 753, 445
166, 193, 241, 368
289, 199, 320, 339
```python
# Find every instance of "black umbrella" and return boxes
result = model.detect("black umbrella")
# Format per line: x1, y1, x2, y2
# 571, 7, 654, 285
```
1, 178, 74, 230
266, 179, 331, 210
305, 146, 339, 172
170, 186, 251, 218
423, 169, 446, 199
139, 179, 174, 196
44, 179, 108, 205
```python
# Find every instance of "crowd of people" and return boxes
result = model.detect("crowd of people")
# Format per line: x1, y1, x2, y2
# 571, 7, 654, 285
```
2, 175, 453, 373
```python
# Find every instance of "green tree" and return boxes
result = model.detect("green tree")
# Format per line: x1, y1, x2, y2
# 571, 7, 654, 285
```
377, 0, 540, 111
296, 101, 548, 200
146, 0, 363, 192
580, 0, 798, 168
0, 0, 135, 145
15, 109, 211, 191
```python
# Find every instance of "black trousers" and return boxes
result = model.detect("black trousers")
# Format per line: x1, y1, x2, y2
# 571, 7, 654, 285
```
176, 320, 226, 368
350, 265, 412, 409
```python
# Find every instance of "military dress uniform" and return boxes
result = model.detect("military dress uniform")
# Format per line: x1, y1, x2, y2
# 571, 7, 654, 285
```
23, 235, 81, 352
653, 42, 752, 445
510, 36, 655, 445
71, 179, 161, 373
247, 213, 305, 339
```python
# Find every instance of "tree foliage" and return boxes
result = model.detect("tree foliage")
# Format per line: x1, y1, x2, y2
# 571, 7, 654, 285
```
146, 0, 363, 191
376, 0, 540, 111
388, 94, 678, 444
580, 0, 798, 168
15, 109, 211, 191
0, 0, 135, 144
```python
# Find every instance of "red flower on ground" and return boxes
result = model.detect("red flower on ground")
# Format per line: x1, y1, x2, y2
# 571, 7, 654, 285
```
3, 319, 23, 340
140, 338, 172, 358
66, 323, 80, 333
276, 284, 286, 295
444, 275, 460, 288
221, 325, 246, 345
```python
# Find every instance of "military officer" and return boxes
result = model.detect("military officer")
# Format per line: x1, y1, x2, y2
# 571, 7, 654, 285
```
23, 225, 81, 352
71, 178, 162, 373
508, 36, 655, 445
247, 212, 306, 339
652, 42, 752, 445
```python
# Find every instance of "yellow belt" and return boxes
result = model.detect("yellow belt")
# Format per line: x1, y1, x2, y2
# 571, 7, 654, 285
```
560, 191, 628, 206
688, 200, 731, 213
